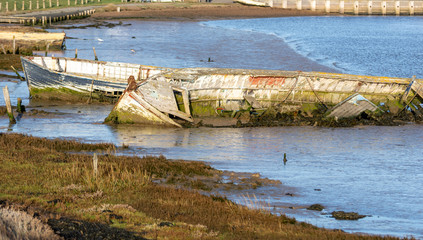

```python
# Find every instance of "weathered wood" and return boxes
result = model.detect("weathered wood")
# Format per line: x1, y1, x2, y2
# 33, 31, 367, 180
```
12, 35, 15, 55
401, 75, 415, 102
11, 65, 24, 81
93, 47, 98, 61
1, 45, 6, 55
3, 86, 16, 124
93, 153, 98, 178
17, 97, 23, 113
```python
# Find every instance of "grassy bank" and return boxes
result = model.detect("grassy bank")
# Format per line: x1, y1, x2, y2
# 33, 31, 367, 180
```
0, 133, 410, 239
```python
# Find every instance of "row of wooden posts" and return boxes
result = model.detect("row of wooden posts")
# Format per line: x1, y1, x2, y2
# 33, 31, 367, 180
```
271, 0, 421, 15
16, 9, 94, 25
0, 0, 100, 12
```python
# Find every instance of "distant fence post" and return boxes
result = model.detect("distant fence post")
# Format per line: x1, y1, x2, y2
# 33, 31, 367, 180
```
354, 0, 359, 15
29, 0, 32, 9
22, 0, 24, 10
381, 1, 386, 15
68, 0, 70, 6
368, 0, 372, 14
56, 0, 59, 6
282, 0, 287, 8
339, 0, 344, 13
325, 0, 330, 13
296, 0, 302, 10
5, 2, 8, 12
14, 1, 16, 11
409, 1, 414, 15
395, 1, 400, 15
49, 0, 51, 7
12, 35, 15, 54
42, 0, 45, 8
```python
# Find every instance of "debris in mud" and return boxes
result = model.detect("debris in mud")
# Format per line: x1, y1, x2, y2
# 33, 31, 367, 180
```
331, 211, 366, 220
307, 204, 325, 211
47, 217, 146, 240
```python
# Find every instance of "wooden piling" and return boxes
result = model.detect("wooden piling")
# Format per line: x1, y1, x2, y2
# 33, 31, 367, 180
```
93, 47, 98, 61
36, 0, 39, 9
42, 16, 44, 26
12, 35, 15, 55
68, 0, 70, 5
74, 0, 77, 4
45, 43, 49, 56
14, 1, 16, 11
93, 153, 98, 178
339, 0, 344, 13
29, 0, 31, 9
57, 0, 59, 7
296, 0, 302, 10
75, 48, 77, 58
3, 86, 16, 124
5, 2, 8, 12
368, 0, 372, 14
17, 98, 23, 113
381, 1, 386, 15
22, 0, 24, 10
81, 0, 83, 5
311, 0, 316, 11
49, 0, 51, 7
325, 0, 330, 13
409, 1, 414, 15
354, 0, 359, 15
11, 66, 24, 81
282, 0, 287, 8
0, 3, 2, 11
1, 45, 6, 55
49, 16, 51, 25
42, 0, 45, 9
395, 1, 400, 15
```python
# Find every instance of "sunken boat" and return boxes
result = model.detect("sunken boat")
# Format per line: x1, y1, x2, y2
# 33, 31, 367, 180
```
106, 68, 423, 127
21, 56, 170, 102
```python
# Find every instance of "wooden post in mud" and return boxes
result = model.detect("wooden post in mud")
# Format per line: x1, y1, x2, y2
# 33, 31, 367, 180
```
48, 0, 51, 7
68, 0, 70, 6
5, 2, 8, 12
36, 0, 38, 9
42, 16, 44, 26
49, 16, 51, 25
339, 0, 344, 13
81, 0, 83, 5
381, 0, 386, 14
282, 0, 287, 8
11, 66, 24, 81
17, 98, 23, 113
93, 47, 98, 61
368, 0, 372, 14
92, 153, 98, 178
296, 0, 301, 10
3, 86, 16, 124
45, 43, 49, 56
311, 0, 316, 11
57, 0, 59, 7
12, 35, 15, 55
42, 0, 45, 9
22, 1, 24, 10
14, 1, 16, 11
75, 48, 77, 58
409, 1, 414, 15
1, 45, 6, 55
29, 0, 31, 9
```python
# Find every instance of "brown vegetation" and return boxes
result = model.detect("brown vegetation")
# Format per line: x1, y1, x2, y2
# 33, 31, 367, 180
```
0, 133, 411, 239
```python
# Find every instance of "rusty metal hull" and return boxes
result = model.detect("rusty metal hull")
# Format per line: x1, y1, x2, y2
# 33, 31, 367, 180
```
21, 56, 169, 100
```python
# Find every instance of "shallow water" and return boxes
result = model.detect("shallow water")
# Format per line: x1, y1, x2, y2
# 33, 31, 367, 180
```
2, 17, 423, 238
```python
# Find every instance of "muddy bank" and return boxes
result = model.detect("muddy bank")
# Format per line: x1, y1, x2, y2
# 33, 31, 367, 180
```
92, 3, 327, 21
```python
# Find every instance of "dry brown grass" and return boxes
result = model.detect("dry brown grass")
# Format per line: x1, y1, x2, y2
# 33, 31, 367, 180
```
0, 133, 412, 240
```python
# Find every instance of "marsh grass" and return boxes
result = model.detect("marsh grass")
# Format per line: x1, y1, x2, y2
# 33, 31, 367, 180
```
0, 133, 412, 239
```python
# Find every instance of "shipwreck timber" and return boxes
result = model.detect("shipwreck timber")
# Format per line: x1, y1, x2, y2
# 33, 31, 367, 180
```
106, 68, 423, 127
21, 56, 170, 102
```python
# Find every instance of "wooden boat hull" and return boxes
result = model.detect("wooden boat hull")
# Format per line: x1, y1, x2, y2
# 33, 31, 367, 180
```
108, 68, 423, 127
21, 56, 169, 102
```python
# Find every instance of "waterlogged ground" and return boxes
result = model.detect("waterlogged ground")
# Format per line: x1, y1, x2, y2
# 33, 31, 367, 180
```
2, 16, 423, 238
1, 76, 422, 238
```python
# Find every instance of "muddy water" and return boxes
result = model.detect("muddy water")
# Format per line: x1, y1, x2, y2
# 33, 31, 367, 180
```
1, 18, 423, 238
